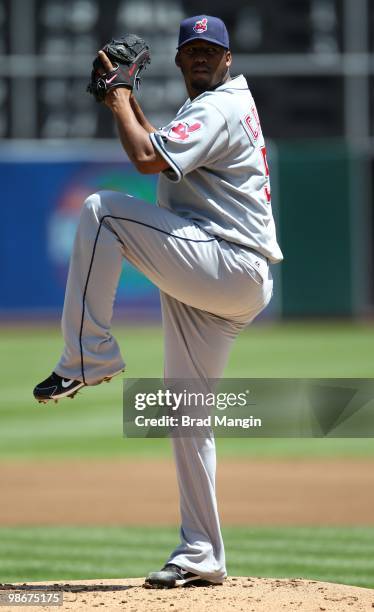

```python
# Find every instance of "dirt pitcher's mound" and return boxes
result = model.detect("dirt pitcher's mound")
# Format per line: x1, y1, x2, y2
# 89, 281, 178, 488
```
2, 577, 374, 612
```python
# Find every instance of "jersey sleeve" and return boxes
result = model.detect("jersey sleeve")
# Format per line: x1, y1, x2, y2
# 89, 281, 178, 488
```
149, 102, 229, 183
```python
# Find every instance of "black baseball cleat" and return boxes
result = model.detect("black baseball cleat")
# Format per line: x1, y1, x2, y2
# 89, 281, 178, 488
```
33, 369, 125, 404
144, 564, 204, 589
33, 372, 85, 403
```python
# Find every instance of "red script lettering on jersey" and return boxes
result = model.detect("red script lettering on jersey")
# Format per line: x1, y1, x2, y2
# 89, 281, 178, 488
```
168, 121, 202, 141
244, 105, 260, 142
261, 146, 271, 203
241, 104, 262, 147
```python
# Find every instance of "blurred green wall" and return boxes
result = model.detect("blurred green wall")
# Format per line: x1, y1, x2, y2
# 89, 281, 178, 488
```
277, 141, 368, 317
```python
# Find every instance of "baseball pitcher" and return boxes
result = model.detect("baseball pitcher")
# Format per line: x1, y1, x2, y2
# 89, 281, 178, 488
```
33, 15, 283, 588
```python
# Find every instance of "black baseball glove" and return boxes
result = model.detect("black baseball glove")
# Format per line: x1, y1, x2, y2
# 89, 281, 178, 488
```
87, 34, 151, 103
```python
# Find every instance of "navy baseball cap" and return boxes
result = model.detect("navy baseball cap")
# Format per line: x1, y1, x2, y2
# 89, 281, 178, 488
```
178, 15, 230, 49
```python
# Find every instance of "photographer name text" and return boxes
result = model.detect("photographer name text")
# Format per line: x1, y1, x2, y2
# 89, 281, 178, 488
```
134, 415, 261, 429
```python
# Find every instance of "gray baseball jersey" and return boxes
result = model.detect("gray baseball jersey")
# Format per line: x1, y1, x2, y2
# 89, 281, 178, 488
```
150, 74, 283, 264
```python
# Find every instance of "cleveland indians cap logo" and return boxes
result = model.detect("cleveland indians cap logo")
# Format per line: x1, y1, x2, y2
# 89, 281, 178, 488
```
193, 18, 208, 33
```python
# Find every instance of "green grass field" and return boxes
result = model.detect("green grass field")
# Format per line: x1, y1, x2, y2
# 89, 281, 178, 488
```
1, 321, 374, 588
0, 526, 373, 589
1, 321, 374, 459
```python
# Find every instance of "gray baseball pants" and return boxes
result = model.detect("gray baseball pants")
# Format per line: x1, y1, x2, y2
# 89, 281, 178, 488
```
55, 190, 273, 583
